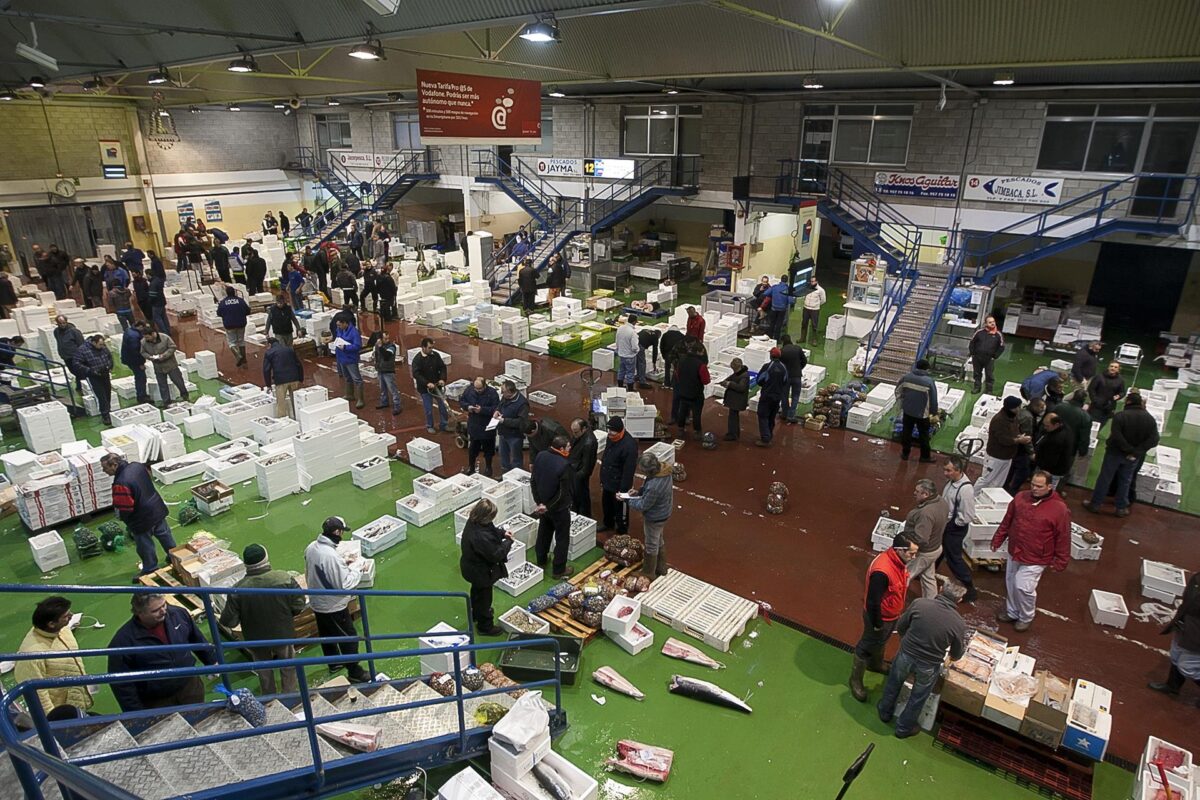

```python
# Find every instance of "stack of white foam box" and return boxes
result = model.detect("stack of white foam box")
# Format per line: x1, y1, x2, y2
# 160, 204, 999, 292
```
971, 395, 1003, 427
603, 595, 654, 655
352, 514, 407, 557
477, 313, 502, 340
18, 403, 75, 454
502, 468, 535, 515
255, 451, 301, 500
395, 493, 439, 528
296, 398, 350, 433
1136, 460, 1180, 500
414, 473, 459, 518
296, 413, 360, 485
183, 413, 215, 439
706, 363, 732, 399
210, 400, 263, 439
110, 404, 161, 428
1152, 378, 1186, 409
1070, 523, 1104, 561
591, 345, 616, 371
149, 422, 186, 460
406, 346, 453, 368
162, 402, 194, 426
29, 530, 70, 572
351, 455, 391, 490
623, 396, 657, 439
205, 448, 260, 484
743, 337, 774, 373
505, 359, 532, 386
501, 317, 529, 347
1135, 737, 1193, 800
1141, 559, 1188, 603
483, 480, 522, 523
550, 296, 582, 322
407, 437, 443, 471
418, 621, 471, 675
567, 512, 597, 560
500, 513, 538, 548
2, 450, 44, 484
524, 336, 550, 355
870, 516, 904, 551
444, 472, 484, 509
443, 379, 471, 402
249, 416, 300, 446
965, 487, 1011, 561
1146, 445, 1183, 508
490, 709, 596, 800
151, 452, 210, 484
846, 402, 880, 433
100, 425, 156, 463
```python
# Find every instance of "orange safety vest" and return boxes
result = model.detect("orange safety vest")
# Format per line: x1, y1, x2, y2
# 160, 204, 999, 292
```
864, 548, 909, 623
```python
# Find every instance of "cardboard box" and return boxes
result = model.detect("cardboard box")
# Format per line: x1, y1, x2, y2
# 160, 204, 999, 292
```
1019, 671, 1070, 749
940, 668, 989, 717
981, 650, 1037, 732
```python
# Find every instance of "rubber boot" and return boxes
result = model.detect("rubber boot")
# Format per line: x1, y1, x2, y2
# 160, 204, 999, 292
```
641, 551, 658, 579
343, 380, 354, 400
867, 654, 888, 675
355, 383, 365, 409
655, 543, 668, 577
1148, 664, 1185, 695
849, 656, 868, 702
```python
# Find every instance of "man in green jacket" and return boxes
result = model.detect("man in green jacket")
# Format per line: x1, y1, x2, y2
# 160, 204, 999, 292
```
219, 544, 306, 695
1051, 388, 1092, 488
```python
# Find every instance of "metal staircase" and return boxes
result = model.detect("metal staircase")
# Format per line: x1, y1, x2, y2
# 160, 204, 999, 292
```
474, 152, 700, 304
0, 583, 567, 800
1, 343, 83, 415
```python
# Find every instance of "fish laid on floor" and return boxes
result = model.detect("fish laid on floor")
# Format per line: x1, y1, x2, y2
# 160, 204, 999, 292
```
532, 762, 573, 800
592, 666, 644, 700
661, 637, 724, 669
667, 674, 752, 713
606, 740, 674, 782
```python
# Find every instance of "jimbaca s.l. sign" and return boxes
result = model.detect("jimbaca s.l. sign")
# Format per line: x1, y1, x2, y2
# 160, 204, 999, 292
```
965, 175, 1061, 206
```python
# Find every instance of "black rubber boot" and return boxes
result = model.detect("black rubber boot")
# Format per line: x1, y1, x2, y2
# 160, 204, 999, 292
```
1148, 664, 1185, 695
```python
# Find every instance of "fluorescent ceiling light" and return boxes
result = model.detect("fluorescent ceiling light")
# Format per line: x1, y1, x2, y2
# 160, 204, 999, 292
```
147, 66, 169, 85
348, 38, 385, 60
993, 71, 1015, 86
359, 0, 401, 13
663, 87, 679, 95
227, 54, 259, 73
547, 86, 565, 98
188, 105, 200, 113
519, 19, 560, 43
157, 109, 170, 117
0, 88, 14, 101
16, 42, 58, 73
227, 103, 241, 111
273, 101, 287, 109
326, 96, 340, 106
803, 76, 824, 89
27, 75, 46, 89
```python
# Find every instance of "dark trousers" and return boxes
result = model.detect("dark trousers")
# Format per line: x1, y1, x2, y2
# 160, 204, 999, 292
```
971, 356, 995, 392
768, 308, 788, 340
572, 473, 592, 518
467, 437, 496, 475
535, 506, 571, 574
470, 583, 495, 630
675, 394, 703, 432
1091, 449, 1138, 510
1003, 450, 1032, 494
726, 409, 741, 439
522, 291, 536, 312
801, 308, 820, 340
854, 611, 896, 663
314, 608, 362, 674
155, 367, 189, 404
939, 523, 973, 587
152, 305, 171, 336
899, 414, 931, 459
144, 676, 205, 710
134, 519, 177, 574
664, 357, 676, 388
758, 395, 782, 442
601, 489, 628, 534
342, 287, 359, 308
131, 364, 149, 403
88, 374, 112, 422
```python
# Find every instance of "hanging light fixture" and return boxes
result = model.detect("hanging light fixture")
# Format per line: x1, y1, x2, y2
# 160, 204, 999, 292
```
27, 75, 46, 89
188, 105, 200, 114
157, 108, 171, 117
147, 66, 170, 85
226, 53, 260, 73
0, 88, 15, 101
326, 96, 341, 106
803, 76, 824, 90
82, 75, 103, 92
547, 86, 566, 98
992, 71, 1015, 86
519, 17, 560, 43
227, 102, 241, 111
349, 28, 385, 60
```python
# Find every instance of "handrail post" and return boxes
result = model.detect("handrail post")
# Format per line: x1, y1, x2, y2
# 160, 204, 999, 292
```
358, 593, 377, 679
452, 652, 467, 754
25, 687, 64, 800
295, 668, 326, 791
200, 594, 232, 693
553, 643, 563, 711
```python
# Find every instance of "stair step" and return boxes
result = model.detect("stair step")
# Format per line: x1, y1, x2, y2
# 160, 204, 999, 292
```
262, 700, 342, 767
193, 710, 293, 779
333, 687, 420, 749
393, 681, 460, 741
68, 723, 172, 800
134, 713, 237, 794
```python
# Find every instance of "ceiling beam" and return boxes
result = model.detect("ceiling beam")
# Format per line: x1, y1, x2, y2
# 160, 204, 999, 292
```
0, 9, 304, 44
826, 0, 855, 33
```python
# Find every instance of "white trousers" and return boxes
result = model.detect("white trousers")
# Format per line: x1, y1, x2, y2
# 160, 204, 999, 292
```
975, 455, 1012, 490
1005, 560, 1046, 624
907, 548, 943, 599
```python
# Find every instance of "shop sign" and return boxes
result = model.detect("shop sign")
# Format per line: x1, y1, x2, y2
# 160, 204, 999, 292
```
795, 202, 818, 261
333, 151, 388, 169
536, 158, 583, 176
204, 200, 223, 223
176, 201, 195, 224
873, 172, 960, 199
964, 175, 1060, 205
99, 139, 124, 166
417, 69, 541, 145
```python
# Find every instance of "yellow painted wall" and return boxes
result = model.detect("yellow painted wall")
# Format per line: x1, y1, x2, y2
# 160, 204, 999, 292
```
0, 99, 139, 181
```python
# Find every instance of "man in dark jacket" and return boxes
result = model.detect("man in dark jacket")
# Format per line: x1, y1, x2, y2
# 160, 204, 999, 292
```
459, 500, 515, 635
1087, 361, 1126, 427
1051, 389, 1092, 479
659, 325, 684, 388
53, 316, 84, 391
721, 358, 750, 440
107, 594, 215, 711
568, 418, 598, 517
517, 259, 537, 313
461, 377, 500, 476
545, 253, 567, 302
755, 348, 789, 447
335, 264, 359, 307
216, 285, 252, 366
968, 315, 1005, 394
1148, 572, 1200, 700
147, 272, 170, 335
1084, 393, 1159, 517
219, 544, 306, 695
244, 247, 267, 295
779, 334, 808, 422
977, 397, 1030, 490
376, 265, 398, 320
895, 359, 939, 463
120, 242, 145, 275
1071, 341, 1102, 386
411, 337, 450, 433
526, 416, 567, 459
599, 417, 638, 535
264, 293, 302, 347
71, 335, 114, 425
121, 323, 151, 404
211, 241, 232, 283
102, 453, 175, 578
636, 327, 661, 389
877, 583, 967, 738
495, 380, 530, 471
263, 338, 304, 418
372, 329, 402, 414
673, 339, 710, 438
1033, 412, 1074, 489
531, 434, 574, 579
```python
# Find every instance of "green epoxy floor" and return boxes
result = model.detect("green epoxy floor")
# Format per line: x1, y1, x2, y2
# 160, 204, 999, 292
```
0, 379, 1137, 799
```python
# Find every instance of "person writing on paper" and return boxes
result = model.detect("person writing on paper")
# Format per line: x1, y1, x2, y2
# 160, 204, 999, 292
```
411, 337, 450, 434
620, 452, 673, 579
460, 376, 500, 477
304, 517, 369, 683
334, 315, 365, 409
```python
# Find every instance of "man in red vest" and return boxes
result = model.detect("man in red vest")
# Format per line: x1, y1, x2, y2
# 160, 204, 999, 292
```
851, 532, 918, 702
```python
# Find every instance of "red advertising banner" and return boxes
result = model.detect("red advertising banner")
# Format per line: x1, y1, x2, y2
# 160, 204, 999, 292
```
416, 69, 542, 145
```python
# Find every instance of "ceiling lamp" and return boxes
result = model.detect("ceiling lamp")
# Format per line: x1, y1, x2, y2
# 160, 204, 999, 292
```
273, 100, 287, 109
993, 71, 1015, 86
348, 34, 385, 60
803, 75, 824, 89
188, 105, 200, 113
27, 75, 46, 89
227, 103, 241, 111
283, 107, 292, 116
663, 86, 679, 95
0, 88, 14, 101
157, 108, 171, 117
147, 66, 170, 85
326, 96, 341, 106
547, 86, 565, 98
519, 18, 560, 43
82, 75, 102, 92
226, 54, 260, 73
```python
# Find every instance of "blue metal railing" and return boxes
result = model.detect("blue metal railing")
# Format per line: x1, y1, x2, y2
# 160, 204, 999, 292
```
2, 343, 80, 410
0, 583, 566, 800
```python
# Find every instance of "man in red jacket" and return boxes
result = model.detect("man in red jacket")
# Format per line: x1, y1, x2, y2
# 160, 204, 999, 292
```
991, 470, 1071, 632
851, 532, 918, 702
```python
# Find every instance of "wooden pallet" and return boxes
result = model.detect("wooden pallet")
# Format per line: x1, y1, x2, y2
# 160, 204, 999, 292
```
137, 568, 205, 619
966, 555, 1005, 573
534, 556, 642, 643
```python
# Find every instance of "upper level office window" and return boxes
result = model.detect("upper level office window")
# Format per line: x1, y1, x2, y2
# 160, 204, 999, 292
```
622, 105, 702, 157
315, 113, 352, 157
804, 105, 912, 166
393, 113, 422, 151
1036, 103, 1200, 175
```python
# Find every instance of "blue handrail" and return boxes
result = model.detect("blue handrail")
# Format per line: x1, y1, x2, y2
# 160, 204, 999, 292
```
1, 344, 80, 410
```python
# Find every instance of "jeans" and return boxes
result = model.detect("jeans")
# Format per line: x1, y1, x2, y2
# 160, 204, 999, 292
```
785, 378, 805, 420
378, 372, 402, 411
535, 506, 571, 574
617, 356, 637, 387
313, 608, 363, 675
940, 523, 973, 588
768, 308, 788, 340
1090, 448, 1138, 510
152, 305, 171, 336
339, 361, 363, 385
154, 367, 189, 404
131, 364, 149, 403
758, 395, 782, 442
499, 435, 524, 471
1004, 560, 1046, 624
900, 414, 931, 460
878, 650, 941, 735
601, 489, 628, 534
290, 286, 303, 310
420, 391, 449, 430
636, 349, 650, 383
134, 519, 177, 574
117, 310, 134, 331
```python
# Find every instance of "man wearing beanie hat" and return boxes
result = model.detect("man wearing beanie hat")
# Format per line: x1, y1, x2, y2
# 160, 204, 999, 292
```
976, 396, 1031, 490
599, 417, 638, 537
220, 545, 306, 694
754, 347, 790, 447
304, 517, 369, 682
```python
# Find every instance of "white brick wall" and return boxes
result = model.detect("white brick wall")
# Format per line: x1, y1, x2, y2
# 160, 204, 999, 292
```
146, 110, 300, 174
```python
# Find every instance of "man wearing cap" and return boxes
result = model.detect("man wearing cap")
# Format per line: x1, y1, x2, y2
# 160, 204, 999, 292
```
976, 396, 1031, 490
754, 347, 790, 447
221, 545, 307, 695
304, 517, 369, 683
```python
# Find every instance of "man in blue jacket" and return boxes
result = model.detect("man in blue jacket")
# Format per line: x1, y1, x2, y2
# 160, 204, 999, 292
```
263, 338, 305, 418
103, 453, 175, 578
460, 376, 500, 476
334, 316, 364, 409
1020, 369, 1065, 407
121, 323, 150, 404
215, 285, 251, 367
495, 380, 530, 471
764, 274, 795, 341
107, 593, 215, 711
119, 241, 145, 274
896, 359, 939, 463
755, 348, 789, 447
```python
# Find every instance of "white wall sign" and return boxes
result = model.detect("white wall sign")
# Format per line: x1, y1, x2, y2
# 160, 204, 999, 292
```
98, 139, 124, 166
873, 172, 960, 199
332, 151, 389, 169
536, 157, 583, 176
534, 157, 638, 180
964, 175, 1061, 206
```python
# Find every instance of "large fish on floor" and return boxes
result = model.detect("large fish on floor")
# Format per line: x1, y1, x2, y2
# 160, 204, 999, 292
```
592, 666, 644, 700
606, 740, 675, 782
661, 637, 725, 669
667, 674, 752, 713
531, 762, 573, 800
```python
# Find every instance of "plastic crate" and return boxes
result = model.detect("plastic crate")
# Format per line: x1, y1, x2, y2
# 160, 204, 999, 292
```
497, 633, 583, 685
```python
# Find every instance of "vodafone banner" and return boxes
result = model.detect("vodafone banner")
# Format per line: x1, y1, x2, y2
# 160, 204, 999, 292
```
417, 69, 541, 145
